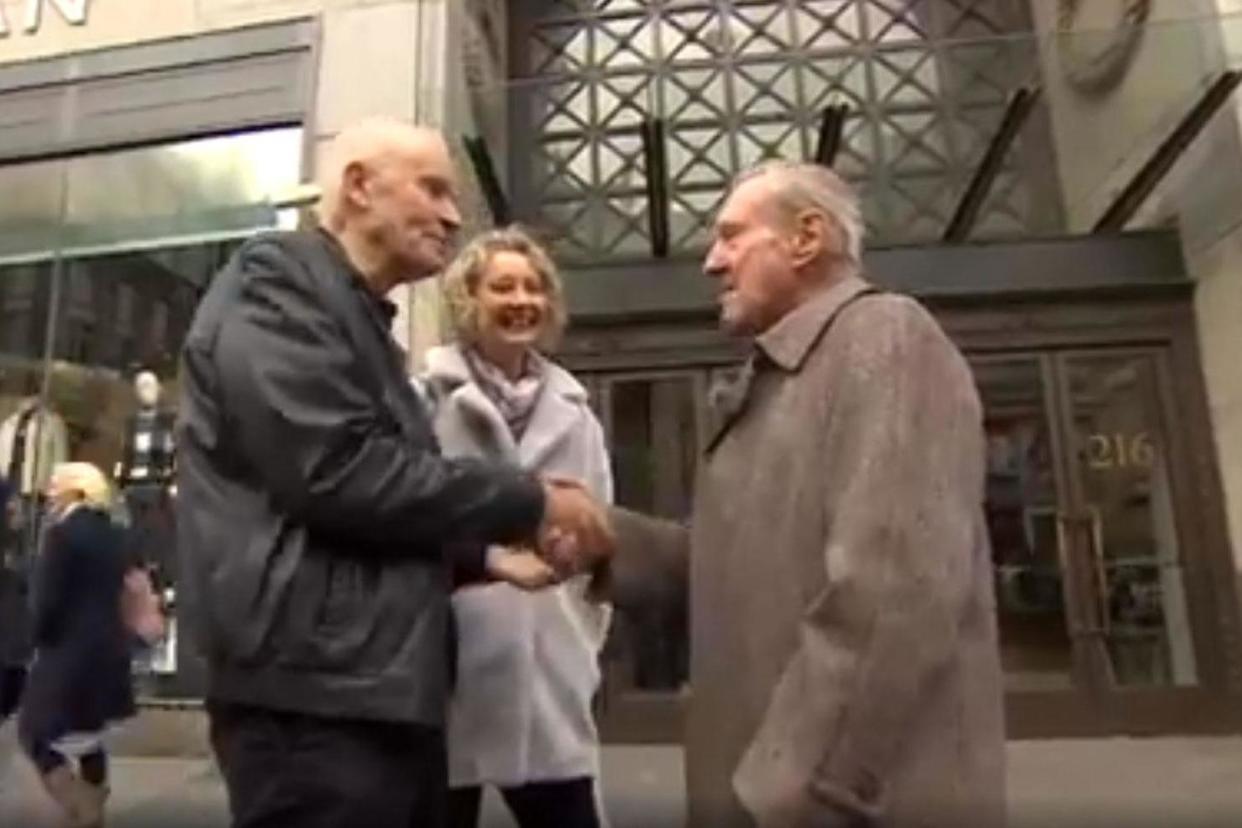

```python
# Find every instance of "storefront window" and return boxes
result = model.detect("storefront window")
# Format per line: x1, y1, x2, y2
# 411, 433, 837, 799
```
0, 126, 303, 698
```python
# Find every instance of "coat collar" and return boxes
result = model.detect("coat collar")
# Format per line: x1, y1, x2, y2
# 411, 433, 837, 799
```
754, 274, 873, 373
705, 274, 876, 454
424, 344, 588, 467
424, 344, 586, 402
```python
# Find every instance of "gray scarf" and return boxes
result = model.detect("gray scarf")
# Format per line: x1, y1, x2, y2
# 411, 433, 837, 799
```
464, 348, 547, 441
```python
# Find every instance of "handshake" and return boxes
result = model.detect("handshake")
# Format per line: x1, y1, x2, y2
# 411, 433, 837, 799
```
485, 476, 616, 592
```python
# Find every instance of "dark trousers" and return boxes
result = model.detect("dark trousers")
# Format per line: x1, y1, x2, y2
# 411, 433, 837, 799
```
448, 778, 601, 828
0, 666, 25, 720
208, 701, 448, 828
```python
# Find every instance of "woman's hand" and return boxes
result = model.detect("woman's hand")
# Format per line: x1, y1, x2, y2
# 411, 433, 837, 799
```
485, 547, 561, 592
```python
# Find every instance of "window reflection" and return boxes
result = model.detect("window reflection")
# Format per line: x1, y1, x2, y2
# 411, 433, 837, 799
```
0, 126, 301, 698
975, 359, 1074, 692
1065, 355, 1198, 688
601, 375, 699, 693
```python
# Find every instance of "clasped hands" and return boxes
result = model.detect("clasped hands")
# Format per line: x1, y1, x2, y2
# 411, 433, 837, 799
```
485, 476, 615, 592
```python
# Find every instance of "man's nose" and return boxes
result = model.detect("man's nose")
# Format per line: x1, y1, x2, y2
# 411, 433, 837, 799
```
440, 197, 462, 231
703, 245, 727, 279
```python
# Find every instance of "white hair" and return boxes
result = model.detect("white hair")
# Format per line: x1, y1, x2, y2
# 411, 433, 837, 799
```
734, 160, 865, 265
50, 462, 113, 511
315, 118, 445, 229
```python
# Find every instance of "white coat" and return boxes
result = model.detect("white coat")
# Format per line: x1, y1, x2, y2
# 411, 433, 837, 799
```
419, 344, 613, 788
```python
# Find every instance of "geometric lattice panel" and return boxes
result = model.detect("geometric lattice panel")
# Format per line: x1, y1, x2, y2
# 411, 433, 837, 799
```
512, 0, 1053, 263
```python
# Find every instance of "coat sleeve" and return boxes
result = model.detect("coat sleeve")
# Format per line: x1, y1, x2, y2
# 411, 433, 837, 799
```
581, 412, 621, 630
213, 248, 545, 553
736, 297, 985, 825
582, 412, 615, 506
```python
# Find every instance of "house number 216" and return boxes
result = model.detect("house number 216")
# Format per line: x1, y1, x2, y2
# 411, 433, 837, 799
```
1087, 432, 1155, 469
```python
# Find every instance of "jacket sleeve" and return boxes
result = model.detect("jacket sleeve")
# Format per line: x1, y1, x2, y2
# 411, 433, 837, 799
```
735, 297, 984, 825
213, 249, 545, 553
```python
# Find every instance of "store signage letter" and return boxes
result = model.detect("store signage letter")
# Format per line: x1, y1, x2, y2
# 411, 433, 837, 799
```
0, 0, 91, 38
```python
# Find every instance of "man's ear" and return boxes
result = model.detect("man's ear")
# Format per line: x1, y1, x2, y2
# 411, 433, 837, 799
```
341, 160, 372, 211
790, 210, 830, 269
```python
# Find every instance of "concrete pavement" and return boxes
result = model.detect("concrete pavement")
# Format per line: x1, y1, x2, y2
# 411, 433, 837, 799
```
5, 717, 1242, 827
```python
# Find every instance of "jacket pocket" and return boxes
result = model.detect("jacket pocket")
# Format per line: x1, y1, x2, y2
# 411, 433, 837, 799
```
279, 553, 374, 670
277, 549, 448, 676
315, 558, 367, 634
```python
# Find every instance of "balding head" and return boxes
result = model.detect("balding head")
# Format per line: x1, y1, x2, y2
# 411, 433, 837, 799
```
316, 118, 463, 291
704, 161, 864, 336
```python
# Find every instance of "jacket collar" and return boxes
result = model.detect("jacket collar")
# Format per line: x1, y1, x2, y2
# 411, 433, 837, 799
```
316, 228, 398, 328
424, 344, 588, 467
754, 274, 873, 373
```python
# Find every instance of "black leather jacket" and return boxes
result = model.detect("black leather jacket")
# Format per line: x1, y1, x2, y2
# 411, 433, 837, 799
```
176, 230, 544, 726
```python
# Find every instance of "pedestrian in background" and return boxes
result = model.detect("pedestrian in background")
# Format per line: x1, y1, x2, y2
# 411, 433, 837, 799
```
421, 227, 613, 828
18, 462, 135, 828
0, 471, 30, 725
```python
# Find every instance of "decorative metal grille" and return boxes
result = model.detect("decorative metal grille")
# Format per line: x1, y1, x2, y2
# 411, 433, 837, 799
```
508, 0, 1059, 263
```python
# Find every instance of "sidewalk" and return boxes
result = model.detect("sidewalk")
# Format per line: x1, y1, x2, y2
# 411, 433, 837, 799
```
5, 721, 1242, 827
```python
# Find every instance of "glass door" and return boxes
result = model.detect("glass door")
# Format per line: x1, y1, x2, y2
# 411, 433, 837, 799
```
589, 370, 707, 741
980, 348, 1215, 734
976, 357, 1075, 694
1056, 351, 1202, 692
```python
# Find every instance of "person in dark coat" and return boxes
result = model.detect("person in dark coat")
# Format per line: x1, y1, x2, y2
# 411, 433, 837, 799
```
18, 462, 135, 828
0, 471, 29, 723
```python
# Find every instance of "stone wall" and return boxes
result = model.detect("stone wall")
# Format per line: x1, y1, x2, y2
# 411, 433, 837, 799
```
1033, 0, 1242, 606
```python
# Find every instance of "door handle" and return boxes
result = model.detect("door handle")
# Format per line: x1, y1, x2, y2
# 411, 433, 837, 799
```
1086, 505, 1110, 637
1056, 510, 1109, 638
1058, 508, 1118, 689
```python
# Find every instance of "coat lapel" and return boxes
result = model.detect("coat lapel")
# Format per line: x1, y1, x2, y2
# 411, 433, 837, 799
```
452, 383, 520, 460
520, 375, 584, 470
704, 356, 758, 455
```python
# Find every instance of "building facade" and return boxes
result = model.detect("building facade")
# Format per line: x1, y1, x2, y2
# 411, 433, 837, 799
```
492, 0, 1242, 741
4, 0, 1242, 742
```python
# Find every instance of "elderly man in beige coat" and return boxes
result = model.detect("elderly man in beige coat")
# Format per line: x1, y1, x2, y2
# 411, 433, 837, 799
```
615, 160, 1004, 828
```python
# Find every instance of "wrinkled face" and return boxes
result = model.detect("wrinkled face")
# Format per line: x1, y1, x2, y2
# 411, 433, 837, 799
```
474, 251, 551, 356
703, 176, 805, 336
353, 136, 463, 281
135, 372, 160, 407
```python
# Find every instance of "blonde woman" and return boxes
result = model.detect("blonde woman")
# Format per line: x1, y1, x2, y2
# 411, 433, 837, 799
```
420, 227, 612, 828
18, 462, 135, 828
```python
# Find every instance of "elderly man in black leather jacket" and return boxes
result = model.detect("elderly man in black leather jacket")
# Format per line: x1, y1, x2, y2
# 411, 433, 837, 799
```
176, 119, 613, 828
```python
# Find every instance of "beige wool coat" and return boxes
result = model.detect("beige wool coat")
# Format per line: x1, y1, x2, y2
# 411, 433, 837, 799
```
666, 276, 1005, 827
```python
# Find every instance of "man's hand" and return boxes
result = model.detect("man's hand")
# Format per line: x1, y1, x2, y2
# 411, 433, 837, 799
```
538, 477, 615, 576
485, 547, 560, 591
